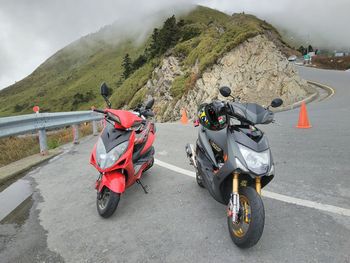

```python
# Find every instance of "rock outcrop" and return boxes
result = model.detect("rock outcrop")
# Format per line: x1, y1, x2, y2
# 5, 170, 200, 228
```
145, 35, 310, 122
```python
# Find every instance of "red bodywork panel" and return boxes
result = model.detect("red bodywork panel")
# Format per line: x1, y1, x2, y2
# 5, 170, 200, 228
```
97, 171, 126, 193
105, 109, 142, 129
141, 128, 155, 155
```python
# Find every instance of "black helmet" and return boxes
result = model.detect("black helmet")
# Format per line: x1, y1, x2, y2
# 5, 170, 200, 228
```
198, 100, 227, 130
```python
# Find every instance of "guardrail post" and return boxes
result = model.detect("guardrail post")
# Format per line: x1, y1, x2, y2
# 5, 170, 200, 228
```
38, 129, 48, 155
72, 124, 79, 144
92, 121, 98, 136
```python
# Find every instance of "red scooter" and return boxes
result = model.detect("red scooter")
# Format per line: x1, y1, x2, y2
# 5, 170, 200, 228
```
90, 83, 156, 218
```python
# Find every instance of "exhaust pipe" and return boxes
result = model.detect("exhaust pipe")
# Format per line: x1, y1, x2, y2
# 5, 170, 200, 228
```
185, 143, 197, 168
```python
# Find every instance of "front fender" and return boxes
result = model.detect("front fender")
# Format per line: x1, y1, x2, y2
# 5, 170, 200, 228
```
97, 171, 125, 194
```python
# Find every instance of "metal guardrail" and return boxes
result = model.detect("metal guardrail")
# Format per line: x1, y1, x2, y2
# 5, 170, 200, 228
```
0, 111, 103, 154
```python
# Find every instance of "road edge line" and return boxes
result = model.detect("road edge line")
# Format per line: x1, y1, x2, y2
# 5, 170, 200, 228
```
307, 80, 335, 101
154, 159, 350, 217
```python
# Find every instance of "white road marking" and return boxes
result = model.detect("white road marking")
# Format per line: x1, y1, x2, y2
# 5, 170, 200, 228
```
155, 159, 350, 217
155, 159, 196, 178
0, 179, 32, 221
157, 150, 168, 156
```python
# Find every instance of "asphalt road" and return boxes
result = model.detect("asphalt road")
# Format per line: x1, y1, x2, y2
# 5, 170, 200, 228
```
1, 67, 350, 263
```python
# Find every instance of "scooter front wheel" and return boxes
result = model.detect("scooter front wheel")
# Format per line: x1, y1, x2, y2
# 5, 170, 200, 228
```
227, 187, 265, 248
96, 187, 120, 218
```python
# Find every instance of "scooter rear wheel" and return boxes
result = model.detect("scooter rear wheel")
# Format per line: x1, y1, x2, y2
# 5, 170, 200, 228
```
97, 187, 120, 218
227, 187, 265, 248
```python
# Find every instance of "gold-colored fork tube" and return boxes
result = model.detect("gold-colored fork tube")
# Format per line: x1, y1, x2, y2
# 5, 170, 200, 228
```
256, 177, 261, 195
233, 172, 239, 193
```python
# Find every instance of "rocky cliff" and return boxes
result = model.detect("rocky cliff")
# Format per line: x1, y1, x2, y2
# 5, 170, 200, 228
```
145, 35, 309, 122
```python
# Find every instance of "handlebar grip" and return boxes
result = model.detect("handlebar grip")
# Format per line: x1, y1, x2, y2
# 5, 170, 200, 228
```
141, 109, 154, 118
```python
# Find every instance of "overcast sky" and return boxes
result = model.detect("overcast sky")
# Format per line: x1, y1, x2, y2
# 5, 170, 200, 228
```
0, 0, 349, 89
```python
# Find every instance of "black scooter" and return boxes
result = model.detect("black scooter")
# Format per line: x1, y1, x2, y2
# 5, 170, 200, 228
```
186, 86, 283, 248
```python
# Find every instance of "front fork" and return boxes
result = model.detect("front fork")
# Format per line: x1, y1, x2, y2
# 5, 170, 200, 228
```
228, 172, 262, 223
95, 173, 102, 190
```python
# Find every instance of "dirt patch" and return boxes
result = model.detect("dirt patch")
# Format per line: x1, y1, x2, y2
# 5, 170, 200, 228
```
312, 56, 350, 70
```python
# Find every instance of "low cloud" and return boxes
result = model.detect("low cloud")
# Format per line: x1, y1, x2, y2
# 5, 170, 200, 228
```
0, 0, 195, 89
201, 0, 350, 50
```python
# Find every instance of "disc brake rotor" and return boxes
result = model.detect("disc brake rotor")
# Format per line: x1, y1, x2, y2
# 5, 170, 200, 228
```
98, 189, 110, 209
230, 195, 251, 238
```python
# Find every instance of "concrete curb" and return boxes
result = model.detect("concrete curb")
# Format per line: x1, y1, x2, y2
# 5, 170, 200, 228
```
0, 148, 62, 185
307, 80, 335, 101
273, 84, 318, 113
273, 80, 334, 113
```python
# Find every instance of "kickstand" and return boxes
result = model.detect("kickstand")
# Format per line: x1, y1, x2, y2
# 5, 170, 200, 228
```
136, 179, 148, 194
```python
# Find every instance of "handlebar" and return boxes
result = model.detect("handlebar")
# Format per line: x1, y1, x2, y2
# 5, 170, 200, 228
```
225, 102, 246, 122
92, 108, 105, 114
143, 109, 154, 117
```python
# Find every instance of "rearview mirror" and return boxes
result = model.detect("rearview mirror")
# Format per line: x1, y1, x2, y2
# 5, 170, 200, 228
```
100, 83, 110, 97
271, 98, 283, 108
219, 86, 231, 97
145, 98, 155, 109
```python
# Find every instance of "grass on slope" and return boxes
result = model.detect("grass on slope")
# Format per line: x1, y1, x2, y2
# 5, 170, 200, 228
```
0, 123, 95, 167
0, 36, 145, 116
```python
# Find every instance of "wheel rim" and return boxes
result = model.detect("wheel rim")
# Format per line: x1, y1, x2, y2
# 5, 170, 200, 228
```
229, 195, 251, 238
97, 188, 110, 210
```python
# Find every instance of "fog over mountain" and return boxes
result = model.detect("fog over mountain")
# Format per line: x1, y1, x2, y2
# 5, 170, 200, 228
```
0, 0, 348, 89
0, 0, 195, 89
201, 0, 350, 50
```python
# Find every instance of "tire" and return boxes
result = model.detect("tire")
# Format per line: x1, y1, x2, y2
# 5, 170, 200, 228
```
96, 187, 120, 218
227, 187, 265, 248
196, 172, 205, 188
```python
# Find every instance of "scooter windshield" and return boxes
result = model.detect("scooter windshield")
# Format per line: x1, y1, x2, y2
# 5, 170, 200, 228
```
231, 102, 274, 125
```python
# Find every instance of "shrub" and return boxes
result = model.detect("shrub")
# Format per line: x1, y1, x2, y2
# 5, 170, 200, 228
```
129, 87, 148, 108
110, 59, 158, 108
181, 25, 201, 41
171, 74, 188, 99
171, 72, 198, 99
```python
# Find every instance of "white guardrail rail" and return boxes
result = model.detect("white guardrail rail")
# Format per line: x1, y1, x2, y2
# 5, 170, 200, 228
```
0, 111, 103, 154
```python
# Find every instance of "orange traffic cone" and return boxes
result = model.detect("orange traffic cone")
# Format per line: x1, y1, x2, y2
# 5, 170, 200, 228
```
181, 109, 189, 124
296, 102, 312, 129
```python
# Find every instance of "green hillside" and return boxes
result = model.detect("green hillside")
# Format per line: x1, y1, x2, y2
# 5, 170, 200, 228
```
0, 6, 286, 116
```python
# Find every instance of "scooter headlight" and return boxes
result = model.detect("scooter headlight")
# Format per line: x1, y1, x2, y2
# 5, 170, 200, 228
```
237, 144, 270, 175
96, 138, 129, 169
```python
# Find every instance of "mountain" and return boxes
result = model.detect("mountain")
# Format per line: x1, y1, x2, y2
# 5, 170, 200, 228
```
0, 6, 307, 119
